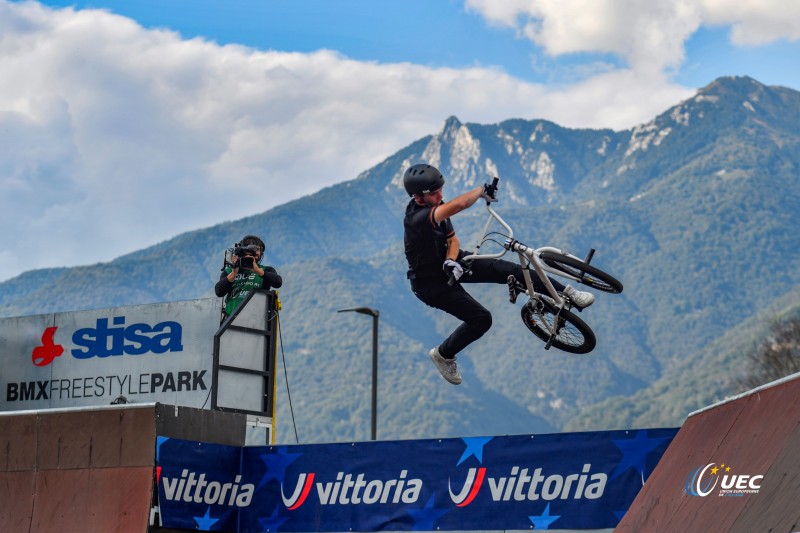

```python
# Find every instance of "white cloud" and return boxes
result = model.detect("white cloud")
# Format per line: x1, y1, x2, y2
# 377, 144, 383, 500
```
466, 0, 701, 75
0, 1, 693, 282
700, 0, 800, 45
466, 0, 800, 72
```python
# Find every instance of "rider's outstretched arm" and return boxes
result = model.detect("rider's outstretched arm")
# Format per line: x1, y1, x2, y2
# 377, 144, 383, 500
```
433, 186, 485, 223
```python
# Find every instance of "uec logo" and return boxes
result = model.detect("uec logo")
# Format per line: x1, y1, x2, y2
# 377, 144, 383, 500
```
686, 463, 763, 497
685, 463, 719, 497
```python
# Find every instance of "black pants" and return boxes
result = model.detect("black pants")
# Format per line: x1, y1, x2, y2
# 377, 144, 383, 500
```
410, 255, 566, 358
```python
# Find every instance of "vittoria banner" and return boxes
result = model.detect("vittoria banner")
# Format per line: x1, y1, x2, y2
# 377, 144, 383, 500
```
156, 427, 678, 531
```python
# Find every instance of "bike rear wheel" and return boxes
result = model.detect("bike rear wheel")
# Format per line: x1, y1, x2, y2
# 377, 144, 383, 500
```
521, 298, 596, 354
539, 251, 623, 294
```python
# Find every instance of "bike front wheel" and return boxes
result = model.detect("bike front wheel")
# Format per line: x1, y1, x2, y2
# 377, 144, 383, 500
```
539, 251, 623, 294
521, 298, 596, 354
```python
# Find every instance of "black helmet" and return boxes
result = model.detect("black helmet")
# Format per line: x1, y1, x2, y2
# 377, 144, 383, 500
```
403, 164, 445, 197
240, 235, 265, 254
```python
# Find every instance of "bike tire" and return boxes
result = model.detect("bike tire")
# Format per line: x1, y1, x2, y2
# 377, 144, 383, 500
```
521, 298, 596, 354
539, 251, 623, 294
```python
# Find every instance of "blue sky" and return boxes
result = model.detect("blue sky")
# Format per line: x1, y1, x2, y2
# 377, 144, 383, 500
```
31, 0, 800, 89
34, 1, 562, 80
1, 0, 799, 281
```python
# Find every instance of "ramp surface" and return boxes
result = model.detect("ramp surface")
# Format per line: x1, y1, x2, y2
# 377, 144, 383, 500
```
0, 403, 247, 532
616, 373, 800, 532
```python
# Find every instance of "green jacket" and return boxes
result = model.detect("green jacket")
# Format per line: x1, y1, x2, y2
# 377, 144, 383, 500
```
215, 263, 283, 316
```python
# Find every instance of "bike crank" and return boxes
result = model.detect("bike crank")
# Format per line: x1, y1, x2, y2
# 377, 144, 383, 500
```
543, 306, 567, 351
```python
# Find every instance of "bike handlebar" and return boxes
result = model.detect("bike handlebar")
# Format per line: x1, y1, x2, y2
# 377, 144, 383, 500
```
462, 176, 513, 262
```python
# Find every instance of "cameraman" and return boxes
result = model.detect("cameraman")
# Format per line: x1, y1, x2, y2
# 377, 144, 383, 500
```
215, 234, 282, 318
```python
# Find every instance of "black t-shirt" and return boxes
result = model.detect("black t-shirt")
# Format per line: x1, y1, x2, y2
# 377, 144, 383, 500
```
404, 199, 455, 279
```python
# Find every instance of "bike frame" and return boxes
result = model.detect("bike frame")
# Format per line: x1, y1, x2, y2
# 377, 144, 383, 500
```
462, 201, 587, 309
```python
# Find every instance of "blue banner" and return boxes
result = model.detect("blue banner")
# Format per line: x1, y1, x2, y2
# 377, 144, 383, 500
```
156, 428, 677, 531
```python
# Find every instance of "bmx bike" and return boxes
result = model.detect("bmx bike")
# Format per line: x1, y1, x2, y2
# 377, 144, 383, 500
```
460, 177, 623, 354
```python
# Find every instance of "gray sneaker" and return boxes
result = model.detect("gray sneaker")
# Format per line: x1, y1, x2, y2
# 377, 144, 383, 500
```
563, 285, 595, 309
428, 347, 462, 385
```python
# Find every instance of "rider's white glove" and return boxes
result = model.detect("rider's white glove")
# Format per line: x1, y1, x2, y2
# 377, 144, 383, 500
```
443, 259, 464, 281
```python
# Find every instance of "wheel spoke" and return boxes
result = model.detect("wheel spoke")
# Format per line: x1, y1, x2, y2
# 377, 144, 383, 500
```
521, 298, 596, 354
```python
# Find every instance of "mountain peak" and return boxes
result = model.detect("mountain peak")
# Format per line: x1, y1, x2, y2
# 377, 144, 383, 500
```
440, 115, 463, 136
678, 75, 800, 129
700, 75, 761, 93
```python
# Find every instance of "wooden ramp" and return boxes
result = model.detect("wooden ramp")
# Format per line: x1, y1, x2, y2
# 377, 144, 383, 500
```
0, 403, 247, 532
4, 375, 800, 532
617, 373, 800, 532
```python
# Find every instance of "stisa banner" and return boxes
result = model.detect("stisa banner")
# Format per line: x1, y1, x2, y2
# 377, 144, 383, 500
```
0, 298, 221, 411
156, 427, 678, 531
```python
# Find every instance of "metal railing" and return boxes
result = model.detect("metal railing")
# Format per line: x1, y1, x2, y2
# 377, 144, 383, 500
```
211, 289, 278, 417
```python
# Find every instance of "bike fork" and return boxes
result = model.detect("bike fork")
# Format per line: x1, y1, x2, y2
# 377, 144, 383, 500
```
526, 297, 565, 351
544, 305, 566, 351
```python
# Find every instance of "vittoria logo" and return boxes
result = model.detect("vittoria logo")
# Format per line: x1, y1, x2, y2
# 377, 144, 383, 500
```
448, 464, 607, 506
281, 470, 423, 509
282, 473, 315, 510
161, 469, 254, 507
449, 467, 486, 507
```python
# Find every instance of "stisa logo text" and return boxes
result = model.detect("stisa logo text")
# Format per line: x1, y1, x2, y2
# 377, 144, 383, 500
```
685, 462, 763, 497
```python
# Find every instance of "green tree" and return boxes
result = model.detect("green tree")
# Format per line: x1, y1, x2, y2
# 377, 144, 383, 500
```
738, 318, 800, 391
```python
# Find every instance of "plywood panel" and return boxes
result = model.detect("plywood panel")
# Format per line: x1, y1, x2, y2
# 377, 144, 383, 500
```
619, 375, 800, 532
616, 399, 746, 531
86, 466, 153, 532
730, 387, 800, 533
30, 469, 90, 529
0, 413, 37, 471
1, 403, 245, 532
0, 471, 35, 531
37, 410, 93, 469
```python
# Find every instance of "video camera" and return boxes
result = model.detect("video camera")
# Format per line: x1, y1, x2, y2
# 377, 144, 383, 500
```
226, 243, 260, 270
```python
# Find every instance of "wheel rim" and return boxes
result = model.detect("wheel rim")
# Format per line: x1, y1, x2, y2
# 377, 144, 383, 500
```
540, 254, 621, 293
522, 301, 590, 351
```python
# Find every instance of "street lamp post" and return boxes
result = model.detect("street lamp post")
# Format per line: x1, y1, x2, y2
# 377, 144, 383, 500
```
337, 306, 379, 441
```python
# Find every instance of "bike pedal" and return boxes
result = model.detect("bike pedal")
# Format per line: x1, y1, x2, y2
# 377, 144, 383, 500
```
507, 276, 517, 304
507, 275, 526, 304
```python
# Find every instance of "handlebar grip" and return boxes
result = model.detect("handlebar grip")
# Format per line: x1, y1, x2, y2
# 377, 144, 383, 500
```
491, 176, 499, 188
447, 272, 456, 286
